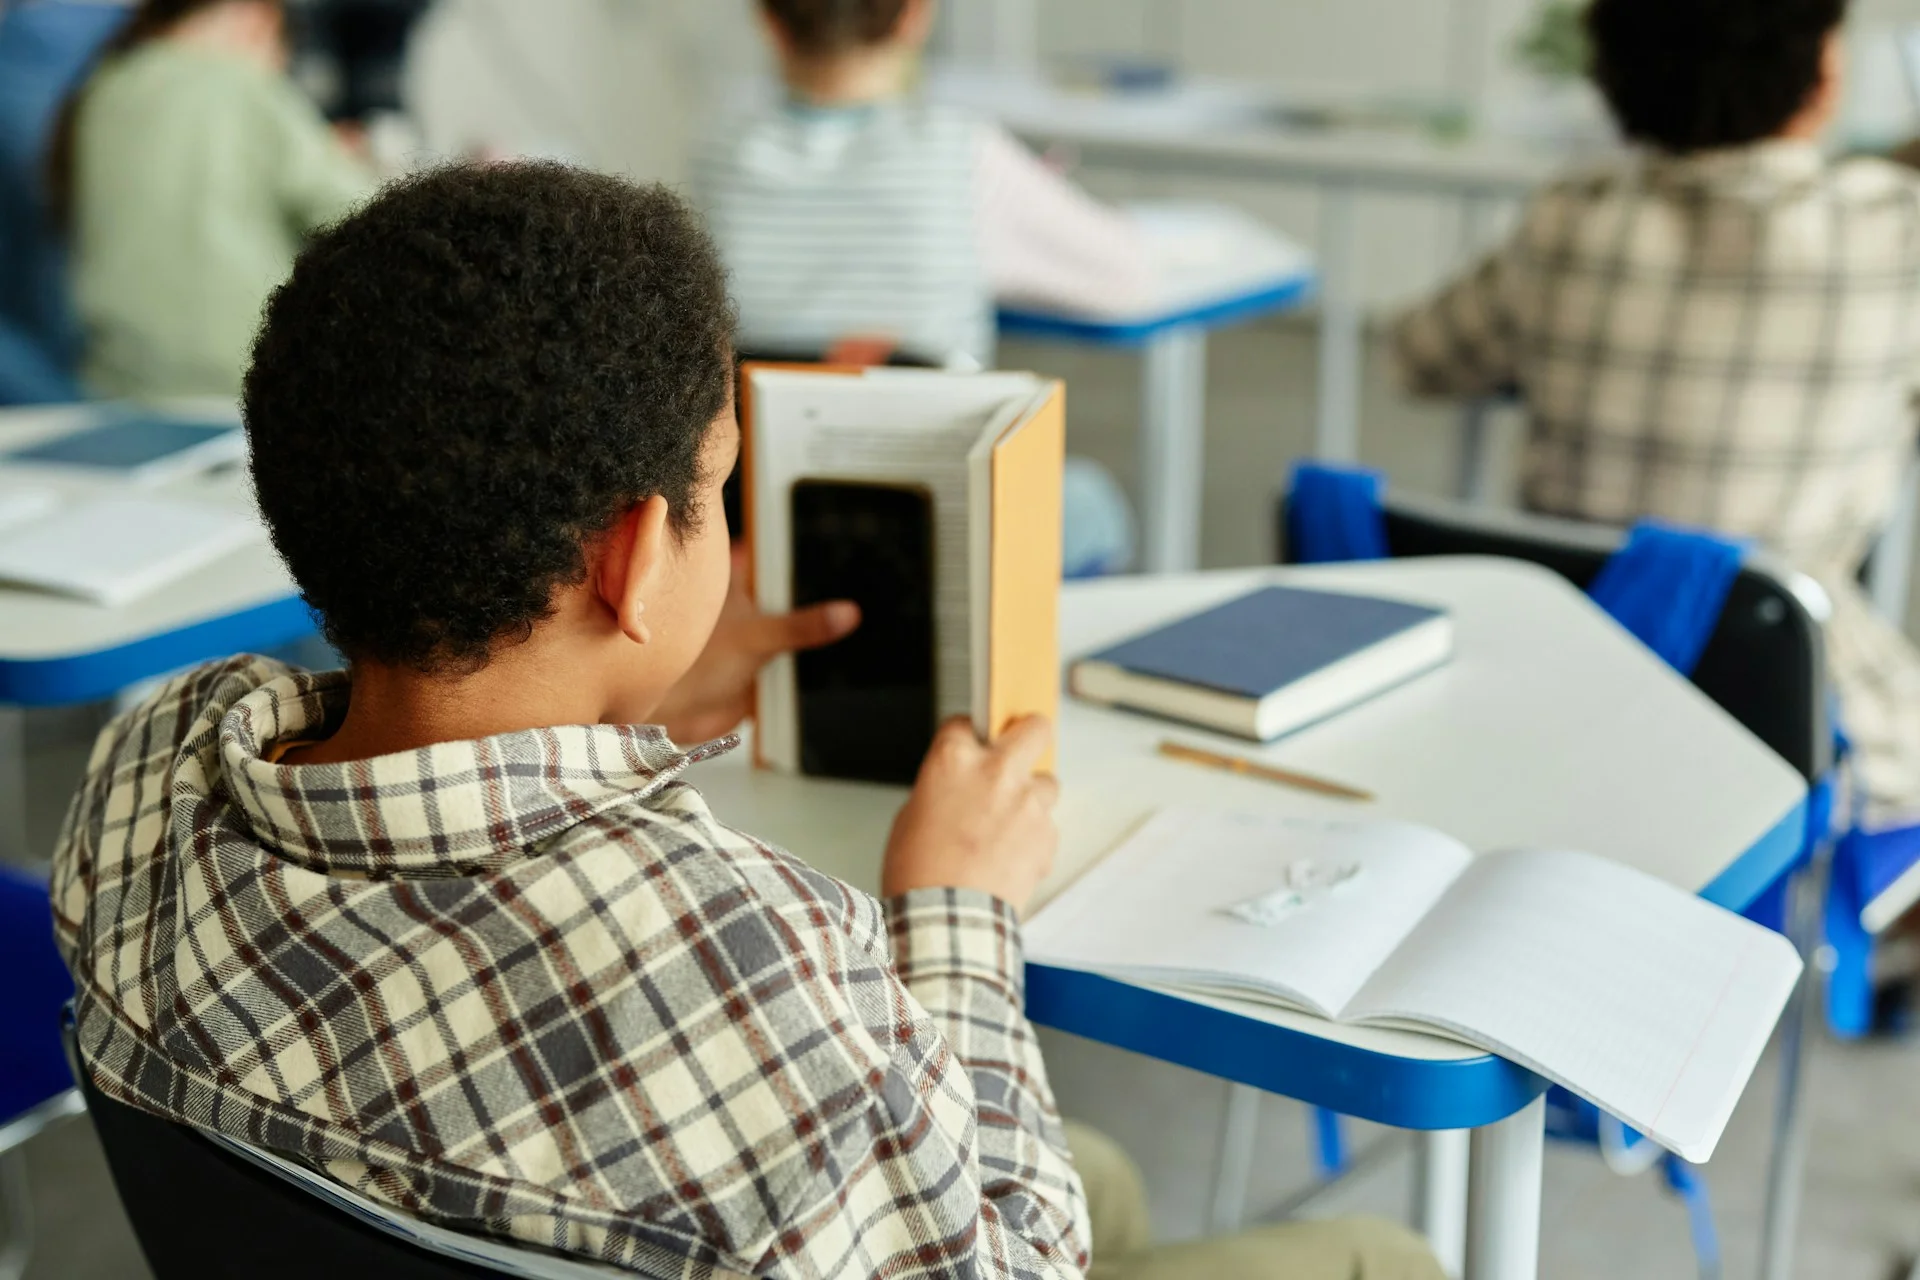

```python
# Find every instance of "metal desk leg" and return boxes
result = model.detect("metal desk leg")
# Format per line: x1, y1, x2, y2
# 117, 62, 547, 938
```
1454, 196, 1503, 507
1456, 402, 1495, 505
1140, 326, 1209, 573
1759, 856, 1828, 1280
1207, 1082, 1261, 1233
1868, 459, 1919, 626
1413, 1129, 1471, 1278
0, 1146, 32, 1280
1314, 182, 1362, 464
1465, 1096, 1544, 1280
0, 705, 26, 865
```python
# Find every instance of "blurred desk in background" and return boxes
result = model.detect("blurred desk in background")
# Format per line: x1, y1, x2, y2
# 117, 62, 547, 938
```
999, 201, 1315, 572
0, 405, 308, 862
938, 67, 1569, 486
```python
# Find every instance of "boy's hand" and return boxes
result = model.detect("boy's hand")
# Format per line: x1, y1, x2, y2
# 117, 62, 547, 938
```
656, 545, 858, 742
883, 717, 1060, 915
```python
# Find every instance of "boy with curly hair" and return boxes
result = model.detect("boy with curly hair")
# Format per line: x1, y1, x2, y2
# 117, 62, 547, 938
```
52, 162, 1438, 1278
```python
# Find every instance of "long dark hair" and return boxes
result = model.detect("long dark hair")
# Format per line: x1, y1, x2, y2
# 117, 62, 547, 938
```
46, 0, 284, 228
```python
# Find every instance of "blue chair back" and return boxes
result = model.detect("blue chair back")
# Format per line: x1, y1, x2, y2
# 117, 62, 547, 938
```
1280, 470, 1829, 783
0, 0, 129, 402
0, 864, 75, 1127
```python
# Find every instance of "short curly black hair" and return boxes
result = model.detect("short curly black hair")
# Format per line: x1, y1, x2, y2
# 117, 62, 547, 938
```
761, 0, 909, 55
1587, 0, 1846, 154
243, 162, 736, 673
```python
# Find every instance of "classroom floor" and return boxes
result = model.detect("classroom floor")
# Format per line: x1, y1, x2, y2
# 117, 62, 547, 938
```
8, 320, 1919, 1279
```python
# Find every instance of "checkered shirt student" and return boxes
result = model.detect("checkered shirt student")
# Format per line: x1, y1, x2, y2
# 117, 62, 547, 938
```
1394, 0, 1920, 827
52, 159, 1442, 1280
54, 657, 1085, 1276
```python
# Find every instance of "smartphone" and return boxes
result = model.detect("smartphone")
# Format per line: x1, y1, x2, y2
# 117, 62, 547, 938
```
790, 479, 937, 784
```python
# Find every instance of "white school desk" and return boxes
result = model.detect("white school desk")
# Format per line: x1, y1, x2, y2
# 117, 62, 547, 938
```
0, 405, 309, 861
933, 68, 1564, 470
997, 205, 1315, 574
688, 558, 1809, 1280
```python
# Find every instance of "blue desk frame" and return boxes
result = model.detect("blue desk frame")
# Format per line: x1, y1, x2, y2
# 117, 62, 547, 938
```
0, 594, 314, 707
998, 276, 1314, 349
0, 587, 313, 863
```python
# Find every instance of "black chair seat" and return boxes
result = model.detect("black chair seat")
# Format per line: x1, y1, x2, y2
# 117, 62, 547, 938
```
76, 1065, 511, 1279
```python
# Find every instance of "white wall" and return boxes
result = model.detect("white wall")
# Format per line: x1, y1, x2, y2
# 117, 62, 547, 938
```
1022, 0, 1545, 311
1006, 0, 1920, 310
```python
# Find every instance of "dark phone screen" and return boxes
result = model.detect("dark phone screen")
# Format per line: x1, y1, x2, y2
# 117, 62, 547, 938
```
790, 480, 937, 784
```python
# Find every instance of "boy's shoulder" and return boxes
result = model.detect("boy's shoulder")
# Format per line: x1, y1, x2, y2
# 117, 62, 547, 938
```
86, 653, 303, 775
550, 767, 891, 953
1527, 146, 1920, 210
1824, 152, 1920, 203
97, 40, 280, 100
1504, 147, 1920, 261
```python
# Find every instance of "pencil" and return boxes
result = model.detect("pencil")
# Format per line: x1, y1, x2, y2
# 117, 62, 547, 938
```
1156, 740, 1373, 802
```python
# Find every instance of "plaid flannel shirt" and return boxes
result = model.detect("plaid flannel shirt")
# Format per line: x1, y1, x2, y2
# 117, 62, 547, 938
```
1394, 140, 1920, 824
51, 657, 1090, 1278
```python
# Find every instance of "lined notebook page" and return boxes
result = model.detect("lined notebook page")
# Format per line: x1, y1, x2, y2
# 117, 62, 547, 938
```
1345, 848, 1802, 1162
1022, 808, 1472, 1018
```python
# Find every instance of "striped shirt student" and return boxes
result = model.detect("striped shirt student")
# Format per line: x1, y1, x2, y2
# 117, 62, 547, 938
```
695, 104, 1151, 369
691, 2, 1149, 368
1394, 0, 1920, 828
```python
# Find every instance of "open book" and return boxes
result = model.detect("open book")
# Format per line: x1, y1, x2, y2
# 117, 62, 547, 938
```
1023, 809, 1803, 1162
744, 366, 1064, 779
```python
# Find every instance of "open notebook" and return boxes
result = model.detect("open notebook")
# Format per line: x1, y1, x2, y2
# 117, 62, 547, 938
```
1023, 809, 1802, 1162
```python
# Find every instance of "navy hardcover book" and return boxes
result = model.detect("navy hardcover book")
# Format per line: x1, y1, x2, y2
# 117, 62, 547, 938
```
1069, 585, 1452, 740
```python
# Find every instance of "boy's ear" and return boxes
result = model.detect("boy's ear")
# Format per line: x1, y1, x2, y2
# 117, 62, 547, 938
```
596, 497, 673, 645
1795, 29, 1846, 137
897, 0, 936, 47
756, 3, 798, 59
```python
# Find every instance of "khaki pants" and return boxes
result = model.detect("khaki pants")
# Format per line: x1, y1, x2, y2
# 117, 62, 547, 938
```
1067, 1123, 1445, 1280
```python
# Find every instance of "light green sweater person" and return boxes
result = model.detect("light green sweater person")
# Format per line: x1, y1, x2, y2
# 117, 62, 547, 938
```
71, 40, 375, 400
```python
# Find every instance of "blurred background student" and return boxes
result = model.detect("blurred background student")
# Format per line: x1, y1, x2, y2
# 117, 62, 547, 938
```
695, 0, 1148, 574
1393, 0, 1920, 834
50, 0, 376, 401
693, 0, 1151, 369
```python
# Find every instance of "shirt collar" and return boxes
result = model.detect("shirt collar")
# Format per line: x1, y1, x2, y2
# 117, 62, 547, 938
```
215, 671, 736, 877
780, 95, 891, 123
1640, 138, 1829, 191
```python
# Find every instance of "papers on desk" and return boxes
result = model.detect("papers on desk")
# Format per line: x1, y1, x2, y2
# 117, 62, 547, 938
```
1134, 202, 1312, 313
0, 486, 59, 535
0, 415, 244, 487
1005, 201, 1311, 326
929, 64, 1277, 139
1024, 808, 1803, 1162
0, 496, 263, 606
